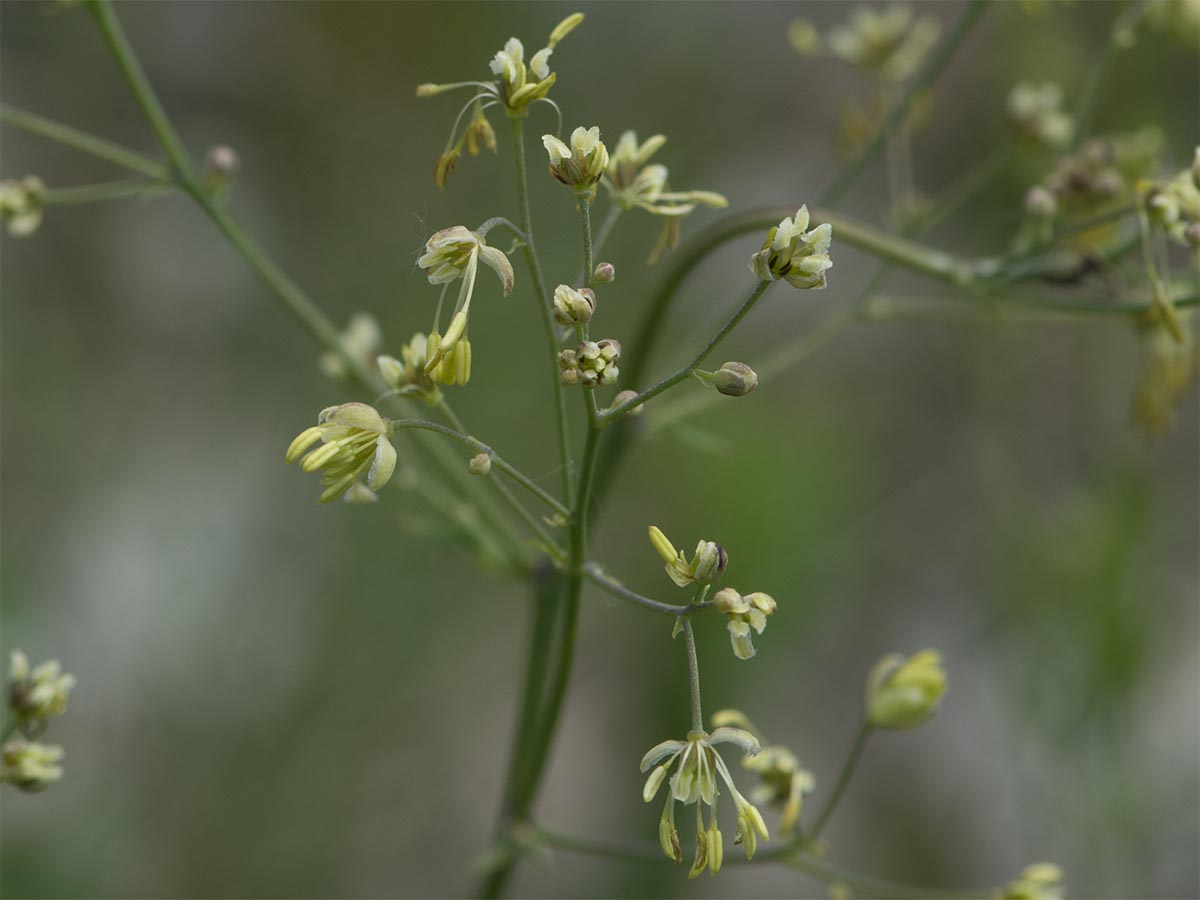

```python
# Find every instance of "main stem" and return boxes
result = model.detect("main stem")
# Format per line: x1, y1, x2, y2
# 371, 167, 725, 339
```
510, 117, 573, 506
682, 618, 703, 732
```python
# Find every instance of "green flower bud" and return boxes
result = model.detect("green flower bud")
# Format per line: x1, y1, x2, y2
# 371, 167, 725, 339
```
592, 261, 616, 283
864, 649, 947, 730
691, 541, 728, 584
609, 389, 643, 417
712, 361, 758, 397
468, 452, 492, 476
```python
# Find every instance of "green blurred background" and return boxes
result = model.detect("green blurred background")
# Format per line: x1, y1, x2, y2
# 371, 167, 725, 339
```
1, 1, 1197, 898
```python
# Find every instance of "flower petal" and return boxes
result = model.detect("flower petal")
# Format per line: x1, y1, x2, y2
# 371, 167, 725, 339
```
708, 727, 762, 757
640, 740, 686, 772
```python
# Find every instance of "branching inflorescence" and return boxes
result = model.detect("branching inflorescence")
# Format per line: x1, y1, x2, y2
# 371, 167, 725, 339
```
3, 2, 1198, 898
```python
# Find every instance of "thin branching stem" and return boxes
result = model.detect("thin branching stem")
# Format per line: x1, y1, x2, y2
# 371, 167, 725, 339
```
682, 618, 703, 732
806, 721, 873, 842
0, 103, 170, 179
583, 563, 712, 617
511, 117, 574, 506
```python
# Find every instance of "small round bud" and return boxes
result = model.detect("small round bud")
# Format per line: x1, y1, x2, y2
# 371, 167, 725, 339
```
1024, 185, 1058, 219
864, 650, 947, 730
597, 338, 621, 361
713, 587, 747, 615
712, 361, 758, 397
202, 145, 240, 189
744, 592, 776, 615
468, 453, 492, 476
610, 389, 644, 417
592, 261, 615, 283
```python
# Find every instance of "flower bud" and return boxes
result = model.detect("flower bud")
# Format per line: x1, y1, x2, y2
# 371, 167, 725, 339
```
468, 452, 492, 475
610, 389, 644, 417
691, 541, 728, 584
713, 587, 748, 615
552, 284, 596, 325
592, 261, 615, 283
1, 740, 64, 792
712, 361, 758, 397
864, 649, 947, 730
202, 145, 240, 189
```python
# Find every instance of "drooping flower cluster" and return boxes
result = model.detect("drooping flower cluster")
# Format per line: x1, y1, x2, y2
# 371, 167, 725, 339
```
641, 727, 770, 877
286, 402, 397, 503
864, 649, 948, 730
542, 126, 609, 193
377, 330, 463, 402
0, 176, 45, 237
788, 5, 941, 82
647, 526, 728, 588
1007, 83, 1074, 151
713, 588, 777, 660
416, 13, 584, 187
1, 739, 64, 793
749, 205, 833, 289
601, 131, 728, 263
415, 226, 514, 385
711, 709, 815, 836
558, 338, 620, 387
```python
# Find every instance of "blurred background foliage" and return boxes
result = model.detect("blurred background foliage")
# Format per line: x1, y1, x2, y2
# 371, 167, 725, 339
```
1, 1, 1197, 898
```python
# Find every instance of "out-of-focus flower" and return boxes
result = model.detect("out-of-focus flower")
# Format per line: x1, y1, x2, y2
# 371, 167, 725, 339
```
286, 403, 397, 503
1007, 83, 1074, 150
319, 313, 383, 381
641, 726, 768, 876
825, 5, 941, 82
601, 131, 727, 264
1, 740, 64, 792
0, 176, 45, 237
995, 863, 1066, 900
1130, 322, 1199, 438
864, 649, 947, 730
8, 651, 75, 722
710, 710, 815, 836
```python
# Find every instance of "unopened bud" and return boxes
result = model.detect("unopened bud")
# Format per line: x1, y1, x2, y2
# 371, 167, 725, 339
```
202, 145, 240, 189
691, 541, 728, 584
592, 261, 615, 283
552, 284, 596, 325
610, 389, 643, 417
865, 650, 947, 730
712, 361, 758, 397
713, 587, 747, 615
469, 453, 492, 475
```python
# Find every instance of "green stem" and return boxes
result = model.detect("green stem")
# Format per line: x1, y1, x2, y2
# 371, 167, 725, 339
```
480, 567, 563, 900
0, 103, 170, 180
534, 827, 990, 899
817, 0, 992, 208
602, 279, 772, 424
435, 400, 566, 564
388, 419, 570, 519
681, 617, 703, 732
1067, 0, 1134, 153
582, 563, 711, 617
511, 116, 573, 506
42, 178, 172, 205
577, 196, 594, 285
806, 721, 873, 842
